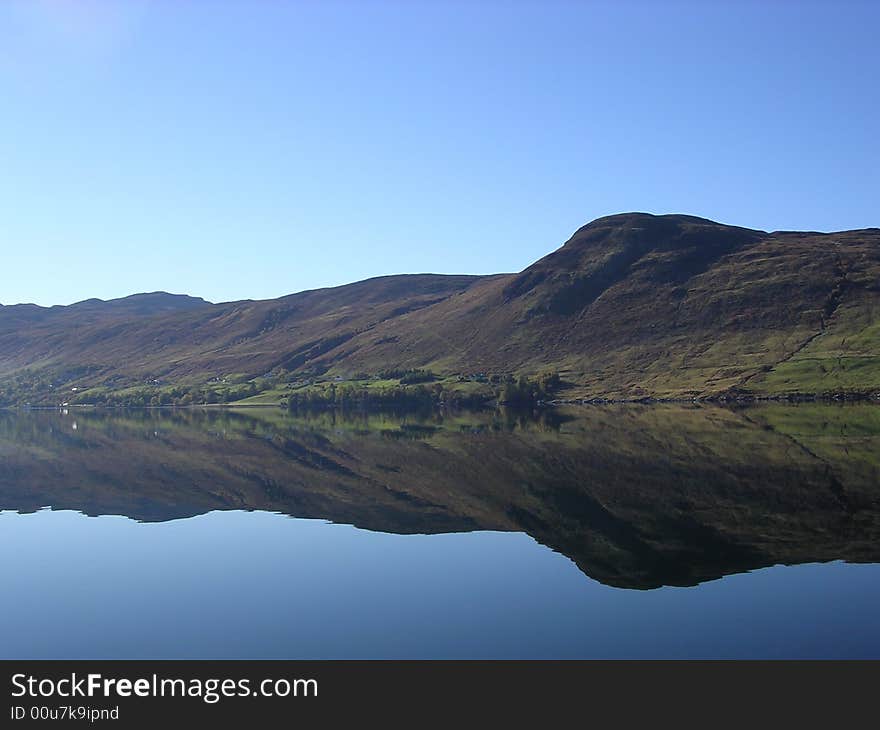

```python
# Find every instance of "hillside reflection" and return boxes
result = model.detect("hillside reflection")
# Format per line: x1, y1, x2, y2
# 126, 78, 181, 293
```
1, 404, 878, 589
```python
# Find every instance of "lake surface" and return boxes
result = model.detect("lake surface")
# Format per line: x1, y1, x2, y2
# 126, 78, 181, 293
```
1, 404, 878, 658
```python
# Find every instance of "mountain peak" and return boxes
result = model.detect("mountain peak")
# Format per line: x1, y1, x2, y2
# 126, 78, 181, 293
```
576, 211, 764, 236
502, 212, 766, 313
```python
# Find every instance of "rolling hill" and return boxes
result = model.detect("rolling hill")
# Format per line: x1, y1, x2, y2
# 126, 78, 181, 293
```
2, 213, 879, 405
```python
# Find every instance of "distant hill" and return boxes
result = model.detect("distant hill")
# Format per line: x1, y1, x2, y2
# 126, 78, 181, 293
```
1, 213, 879, 404
67, 292, 213, 316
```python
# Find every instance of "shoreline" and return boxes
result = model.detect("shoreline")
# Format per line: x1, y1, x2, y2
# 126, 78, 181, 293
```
4, 390, 879, 412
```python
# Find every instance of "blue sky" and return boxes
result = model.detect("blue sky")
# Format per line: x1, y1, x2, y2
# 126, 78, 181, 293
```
1, 0, 877, 306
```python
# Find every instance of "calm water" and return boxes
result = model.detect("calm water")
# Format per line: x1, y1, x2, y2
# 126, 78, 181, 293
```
1, 404, 878, 658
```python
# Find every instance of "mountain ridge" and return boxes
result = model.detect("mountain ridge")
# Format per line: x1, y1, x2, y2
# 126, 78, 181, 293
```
1, 213, 878, 405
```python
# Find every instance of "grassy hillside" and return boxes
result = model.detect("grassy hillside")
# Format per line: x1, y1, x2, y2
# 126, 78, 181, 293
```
1, 213, 879, 404
0, 275, 482, 405
311, 215, 880, 399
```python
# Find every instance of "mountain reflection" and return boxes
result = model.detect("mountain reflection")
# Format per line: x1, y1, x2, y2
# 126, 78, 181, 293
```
1, 404, 878, 589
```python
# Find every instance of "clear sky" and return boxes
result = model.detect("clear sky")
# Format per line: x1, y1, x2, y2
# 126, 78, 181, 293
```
1, 0, 877, 307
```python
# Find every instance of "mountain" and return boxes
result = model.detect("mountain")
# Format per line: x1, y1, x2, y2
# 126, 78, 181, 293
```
0, 275, 481, 403
1, 291, 210, 317
1, 213, 879, 404
66, 292, 213, 316
308, 213, 880, 397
